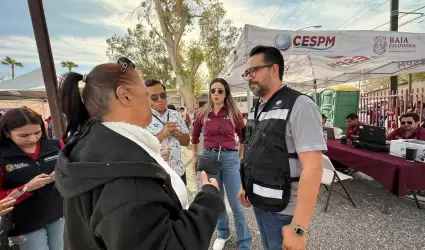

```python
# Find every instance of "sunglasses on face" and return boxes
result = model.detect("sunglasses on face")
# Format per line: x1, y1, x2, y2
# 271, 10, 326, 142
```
151, 92, 167, 102
401, 121, 413, 125
210, 89, 224, 95
114, 57, 136, 98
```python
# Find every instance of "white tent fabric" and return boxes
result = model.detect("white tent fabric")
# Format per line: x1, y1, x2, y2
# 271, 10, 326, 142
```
219, 24, 425, 92
0, 68, 64, 100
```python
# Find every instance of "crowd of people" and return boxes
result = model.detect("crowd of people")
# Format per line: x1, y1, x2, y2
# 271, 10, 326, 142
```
0, 44, 423, 250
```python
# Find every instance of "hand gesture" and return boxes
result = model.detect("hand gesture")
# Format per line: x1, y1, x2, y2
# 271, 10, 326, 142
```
201, 171, 219, 190
238, 185, 251, 207
163, 122, 178, 136
282, 225, 307, 250
0, 197, 16, 216
26, 174, 54, 192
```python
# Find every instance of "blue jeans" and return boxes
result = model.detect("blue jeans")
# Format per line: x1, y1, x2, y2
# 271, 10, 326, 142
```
204, 150, 252, 250
19, 218, 64, 250
253, 207, 293, 250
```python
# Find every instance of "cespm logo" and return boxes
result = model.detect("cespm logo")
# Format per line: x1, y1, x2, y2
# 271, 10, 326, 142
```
274, 33, 336, 51
274, 34, 292, 51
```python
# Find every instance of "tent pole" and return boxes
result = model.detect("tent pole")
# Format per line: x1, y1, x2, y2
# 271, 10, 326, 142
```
389, 0, 399, 93
313, 80, 317, 102
247, 82, 252, 113
408, 73, 413, 103
28, 0, 64, 139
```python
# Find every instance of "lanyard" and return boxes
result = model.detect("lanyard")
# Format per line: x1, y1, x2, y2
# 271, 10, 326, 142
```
152, 111, 170, 125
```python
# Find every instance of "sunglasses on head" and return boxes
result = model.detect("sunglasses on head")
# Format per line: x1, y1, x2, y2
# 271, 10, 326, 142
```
114, 57, 136, 98
210, 89, 224, 95
151, 92, 167, 102
117, 57, 136, 72
401, 121, 413, 125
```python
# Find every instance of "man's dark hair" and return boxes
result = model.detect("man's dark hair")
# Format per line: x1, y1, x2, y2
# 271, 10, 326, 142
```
322, 114, 327, 119
180, 107, 185, 111
400, 112, 420, 122
167, 104, 176, 111
249, 45, 284, 81
145, 79, 166, 91
345, 113, 358, 120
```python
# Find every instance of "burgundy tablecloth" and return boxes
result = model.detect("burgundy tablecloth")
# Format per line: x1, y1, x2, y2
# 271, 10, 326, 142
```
326, 140, 425, 196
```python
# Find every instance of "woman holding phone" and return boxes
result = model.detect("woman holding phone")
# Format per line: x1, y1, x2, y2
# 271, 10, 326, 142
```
0, 107, 64, 250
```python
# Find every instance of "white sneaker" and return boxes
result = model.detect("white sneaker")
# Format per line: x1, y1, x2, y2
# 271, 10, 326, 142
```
212, 236, 231, 250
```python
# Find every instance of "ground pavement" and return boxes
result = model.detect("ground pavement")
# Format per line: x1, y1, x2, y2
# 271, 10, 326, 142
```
181, 147, 425, 250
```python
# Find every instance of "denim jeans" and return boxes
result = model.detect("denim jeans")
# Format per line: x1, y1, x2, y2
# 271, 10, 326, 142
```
253, 207, 293, 250
19, 218, 64, 250
204, 150, 252, 250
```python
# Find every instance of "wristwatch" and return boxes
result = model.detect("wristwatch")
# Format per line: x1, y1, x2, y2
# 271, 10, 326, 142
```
290, 222, 309, 237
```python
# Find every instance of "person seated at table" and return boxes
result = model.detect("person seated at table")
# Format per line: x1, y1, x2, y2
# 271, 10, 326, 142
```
386, 112, 425, 141
322, 114, 333, 127
345, 113, 361, 140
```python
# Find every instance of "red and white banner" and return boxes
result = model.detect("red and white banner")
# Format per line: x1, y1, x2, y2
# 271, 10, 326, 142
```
220, 25, 425, 92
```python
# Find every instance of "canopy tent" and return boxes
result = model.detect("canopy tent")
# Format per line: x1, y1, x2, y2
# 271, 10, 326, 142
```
219, 24, 425, 93
0, 100, 50, 118
0, 68, 65, 100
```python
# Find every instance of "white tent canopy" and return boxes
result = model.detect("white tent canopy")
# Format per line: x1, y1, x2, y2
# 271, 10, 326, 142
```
220, 24, 425, 92
0, 68, 66, 100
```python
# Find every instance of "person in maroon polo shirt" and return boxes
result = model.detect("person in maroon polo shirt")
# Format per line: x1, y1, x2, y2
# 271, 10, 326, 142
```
387, 112, 425, 140
345, 113, 361, 140
192, 78, 252, 250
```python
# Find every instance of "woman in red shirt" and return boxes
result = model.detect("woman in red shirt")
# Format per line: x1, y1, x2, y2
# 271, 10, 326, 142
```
192, 78, 252, 250
0, 107, 64, 250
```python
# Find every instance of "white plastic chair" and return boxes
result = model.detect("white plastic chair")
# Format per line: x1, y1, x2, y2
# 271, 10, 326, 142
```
321, 155, 357, 212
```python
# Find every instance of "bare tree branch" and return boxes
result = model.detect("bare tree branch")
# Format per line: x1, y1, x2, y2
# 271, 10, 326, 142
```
175, 12, 189, 47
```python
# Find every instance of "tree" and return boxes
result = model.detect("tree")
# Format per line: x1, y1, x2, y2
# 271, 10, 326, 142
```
134, 0, 240, 112
181, 41, 206, 97
60, 61, 79, 72
106, 24, 175, 88
199, 3, 241, 78
362, 72, 425, 93
362, 77, 389, 92
412, 72, 425, 82
1, 56, 23, 78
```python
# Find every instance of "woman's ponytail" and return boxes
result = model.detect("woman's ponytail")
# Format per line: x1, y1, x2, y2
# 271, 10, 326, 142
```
59, 72, 90, 142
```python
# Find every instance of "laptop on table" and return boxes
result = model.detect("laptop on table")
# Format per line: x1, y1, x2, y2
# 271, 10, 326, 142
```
359, 125, 387, 145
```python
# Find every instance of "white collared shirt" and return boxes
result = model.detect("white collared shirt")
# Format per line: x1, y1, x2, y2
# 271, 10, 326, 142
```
146, 109, 189, 176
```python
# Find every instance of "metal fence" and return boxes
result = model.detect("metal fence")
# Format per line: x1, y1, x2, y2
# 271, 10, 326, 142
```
359, 88, 425, 129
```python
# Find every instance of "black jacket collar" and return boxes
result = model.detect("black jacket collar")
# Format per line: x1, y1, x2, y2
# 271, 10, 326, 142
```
56, 122, 169, 198
1, 139, 59, 159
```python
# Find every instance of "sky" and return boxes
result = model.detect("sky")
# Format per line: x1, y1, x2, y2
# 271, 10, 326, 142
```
0, 0, 424, 79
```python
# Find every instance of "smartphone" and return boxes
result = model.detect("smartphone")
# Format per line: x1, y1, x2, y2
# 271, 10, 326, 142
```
7, 186, 28, 199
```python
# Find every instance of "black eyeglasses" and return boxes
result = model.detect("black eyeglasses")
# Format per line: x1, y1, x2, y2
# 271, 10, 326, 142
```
114, 57, 136, 98
401, 121, 413, 125
210, 89, 224, 95
151, 92, 167, 102
242, 64, 273, 81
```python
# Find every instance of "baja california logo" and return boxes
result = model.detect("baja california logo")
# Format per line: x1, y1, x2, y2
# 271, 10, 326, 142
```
274, 34, 292, 51
373, 36, 387, 55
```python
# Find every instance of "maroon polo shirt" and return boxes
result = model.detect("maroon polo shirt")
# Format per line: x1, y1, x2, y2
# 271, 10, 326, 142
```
386, 126, 425, 141
346, 123, 363, 140
191, 107, 244, 149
